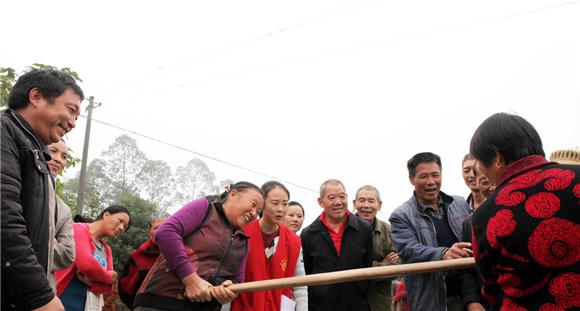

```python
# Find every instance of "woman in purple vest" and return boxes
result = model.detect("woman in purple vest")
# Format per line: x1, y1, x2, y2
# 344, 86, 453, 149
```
134, 181, 265, 311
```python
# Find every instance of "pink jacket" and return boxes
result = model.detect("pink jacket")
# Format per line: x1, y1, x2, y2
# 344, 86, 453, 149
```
55, 223, 114, 296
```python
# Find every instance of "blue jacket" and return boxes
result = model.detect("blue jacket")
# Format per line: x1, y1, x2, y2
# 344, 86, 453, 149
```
388, 191, 470, 311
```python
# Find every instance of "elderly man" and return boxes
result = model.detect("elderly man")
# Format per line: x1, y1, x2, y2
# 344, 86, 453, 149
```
353, 185, 399, 311
389, 152, 471, 311
301, 179, 373, 311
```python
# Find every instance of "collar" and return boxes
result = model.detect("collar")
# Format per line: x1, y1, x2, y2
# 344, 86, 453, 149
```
413, 191, 452, 214
497, 155, 551, 187
313, 210, 361, 232
354, 213, 380, 232
213, 200, 249, 239
371, 217, 383, 233
7, 109, 51, 160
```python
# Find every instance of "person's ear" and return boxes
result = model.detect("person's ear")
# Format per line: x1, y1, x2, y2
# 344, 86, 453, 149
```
493, 152, 505, 169
409, 175, 416, 186
317, 197, 324, 208
28, 88, 44, 108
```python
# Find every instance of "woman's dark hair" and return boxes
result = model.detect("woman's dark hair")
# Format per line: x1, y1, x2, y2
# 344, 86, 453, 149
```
407, 152, 442, 177
8, 68, 84, 109
97, 204, 132, 231
470, 113, 544, 167
73, 214, 94, 223
219, 181, 264, 203
288, 201, 305, 216
261, 181, 290, 200
259, 181, 290, 217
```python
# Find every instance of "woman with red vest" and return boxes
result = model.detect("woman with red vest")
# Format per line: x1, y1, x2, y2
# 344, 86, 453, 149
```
230, 181, 307, 311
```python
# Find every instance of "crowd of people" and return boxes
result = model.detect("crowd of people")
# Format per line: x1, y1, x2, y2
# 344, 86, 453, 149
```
1, 69, 578, 311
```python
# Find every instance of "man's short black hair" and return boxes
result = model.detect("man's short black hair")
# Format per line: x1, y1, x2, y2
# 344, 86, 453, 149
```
407, 152, 442, 177
8, 69, 84, 109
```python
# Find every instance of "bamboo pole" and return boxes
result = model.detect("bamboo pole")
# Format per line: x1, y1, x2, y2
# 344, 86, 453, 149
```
228, 257, 475, 293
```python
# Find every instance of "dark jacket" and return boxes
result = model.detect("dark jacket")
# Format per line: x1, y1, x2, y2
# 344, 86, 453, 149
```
471, 155, 580, 309
119, 239, 160, 309
134, 201, 249, 311
1, 109, 54, 310
300, 214, 373, 311
460, 215, 490, 310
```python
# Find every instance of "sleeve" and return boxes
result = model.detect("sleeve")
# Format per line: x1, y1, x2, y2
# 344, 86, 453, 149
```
389, 209, 445, 263
74, 224, 112, 285
118, 254, 138, 309
1, 124, 54, 309
460, 218, 484, 306
155, 199, 210, 280
232, 243, 249, 283
372, 223, 397, 268
365, 224, 374, 268
471, 219, 500, 306
299, 230, 312, 275
87, 241, 114, 294
292, 247, 308, 311
52, 198, 75, 271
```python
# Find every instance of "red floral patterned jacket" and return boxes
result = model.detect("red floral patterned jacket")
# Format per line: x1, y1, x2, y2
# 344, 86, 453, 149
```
471, 155, 579, 310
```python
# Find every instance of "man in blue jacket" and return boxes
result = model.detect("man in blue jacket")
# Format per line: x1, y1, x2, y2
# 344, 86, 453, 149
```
389, 152, 472, 311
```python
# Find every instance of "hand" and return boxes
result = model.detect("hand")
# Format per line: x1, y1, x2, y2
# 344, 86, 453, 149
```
32, 296, 64, 311
182, 272, 212, 303
443, 242, 473, 260
382, 251, 400, 264
467, 302, 486, 311
109, 271, 118, 284
210, 280, 237, 304
76, 271, 93, 287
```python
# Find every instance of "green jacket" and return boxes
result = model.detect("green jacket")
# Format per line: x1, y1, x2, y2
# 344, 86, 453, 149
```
367, 217, 397, 311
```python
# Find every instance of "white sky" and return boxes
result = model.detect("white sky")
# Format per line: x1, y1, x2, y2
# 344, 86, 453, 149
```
3, 0, 579, 227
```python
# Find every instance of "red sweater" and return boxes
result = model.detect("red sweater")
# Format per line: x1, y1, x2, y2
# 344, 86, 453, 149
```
55, 223, 114, 296
231, 220, 301, 311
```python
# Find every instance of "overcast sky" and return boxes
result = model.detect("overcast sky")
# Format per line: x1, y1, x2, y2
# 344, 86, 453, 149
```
3, 0, 578, 226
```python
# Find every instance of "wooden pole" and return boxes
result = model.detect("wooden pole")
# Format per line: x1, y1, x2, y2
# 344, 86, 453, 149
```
227, 257, 475, 293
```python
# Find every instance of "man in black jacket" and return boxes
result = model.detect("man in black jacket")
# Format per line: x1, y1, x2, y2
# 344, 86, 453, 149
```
301, 179, 373, 311
1, 69, 83, 310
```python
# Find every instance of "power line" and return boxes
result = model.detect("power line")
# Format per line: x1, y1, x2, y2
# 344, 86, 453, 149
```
172, 1, 575, 87
80, 115, 319, 193
95, 0, 385, 96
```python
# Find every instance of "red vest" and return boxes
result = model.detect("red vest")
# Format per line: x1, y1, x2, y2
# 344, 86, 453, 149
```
231, 220, 301, 311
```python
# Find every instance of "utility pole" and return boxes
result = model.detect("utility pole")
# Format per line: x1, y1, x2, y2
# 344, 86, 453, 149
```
76, 96, 101, 216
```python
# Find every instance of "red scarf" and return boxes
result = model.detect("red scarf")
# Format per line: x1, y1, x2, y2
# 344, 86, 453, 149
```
232, 219, 301, 311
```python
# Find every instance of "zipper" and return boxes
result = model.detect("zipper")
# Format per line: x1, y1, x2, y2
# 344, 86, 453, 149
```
210, 232, 234, 284
9, 110, 45, 150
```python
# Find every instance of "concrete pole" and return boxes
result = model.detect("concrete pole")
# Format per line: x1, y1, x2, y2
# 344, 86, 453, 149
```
76, 96, 98, 216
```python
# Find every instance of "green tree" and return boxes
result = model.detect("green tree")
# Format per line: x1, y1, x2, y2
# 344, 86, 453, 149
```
137, 160, 173, 208
173, 158, 218, 205
101, 135, 148, 200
